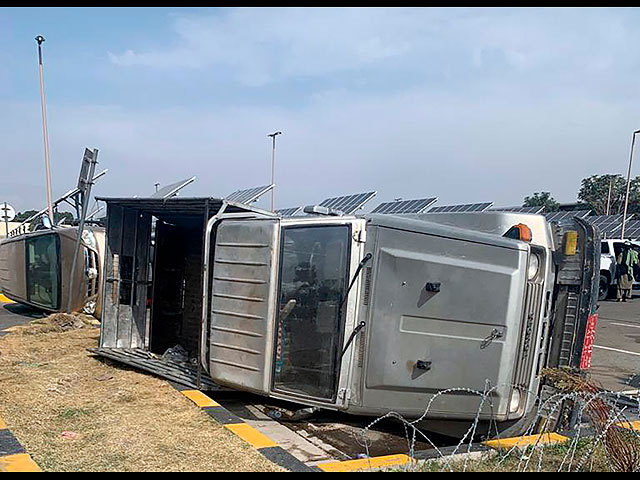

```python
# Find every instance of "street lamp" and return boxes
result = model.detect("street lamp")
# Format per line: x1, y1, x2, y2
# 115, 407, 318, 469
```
621, 129, 640, 239
267, 131, 282, 211
35, 35, 55, 225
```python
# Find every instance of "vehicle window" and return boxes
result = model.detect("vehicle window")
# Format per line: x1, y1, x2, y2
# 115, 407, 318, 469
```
274, 225, 350, 400
601, 242, 610, 254
26, 234, 60, 309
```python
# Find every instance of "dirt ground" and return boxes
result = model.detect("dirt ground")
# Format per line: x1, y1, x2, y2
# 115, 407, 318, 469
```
0, 317, 283, 472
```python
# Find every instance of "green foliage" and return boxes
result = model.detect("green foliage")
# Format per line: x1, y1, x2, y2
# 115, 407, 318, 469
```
578, 174, 640, 216
523, 192, 560, 212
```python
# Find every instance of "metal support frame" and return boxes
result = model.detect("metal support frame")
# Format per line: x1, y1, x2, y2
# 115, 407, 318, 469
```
66, 149, 99, 313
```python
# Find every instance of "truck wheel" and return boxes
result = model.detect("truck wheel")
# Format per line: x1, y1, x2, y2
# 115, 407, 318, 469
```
599, 274, 610, 301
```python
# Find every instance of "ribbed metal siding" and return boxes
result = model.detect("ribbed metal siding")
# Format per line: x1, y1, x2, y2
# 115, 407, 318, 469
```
515, 281, 544, 388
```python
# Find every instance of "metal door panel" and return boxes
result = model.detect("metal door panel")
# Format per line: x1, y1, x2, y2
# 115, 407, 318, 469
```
209, 218, 279, 394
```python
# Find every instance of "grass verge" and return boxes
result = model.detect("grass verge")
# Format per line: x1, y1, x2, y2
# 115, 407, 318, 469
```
0, 317, 283, 472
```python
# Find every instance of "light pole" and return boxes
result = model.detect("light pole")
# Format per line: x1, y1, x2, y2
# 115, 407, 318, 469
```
621, 129, 640, 239
268, 131, 282, 211
35, 35, 55, 225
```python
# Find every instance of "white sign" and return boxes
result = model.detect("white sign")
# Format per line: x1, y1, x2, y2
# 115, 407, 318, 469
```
0, 202, 15, 222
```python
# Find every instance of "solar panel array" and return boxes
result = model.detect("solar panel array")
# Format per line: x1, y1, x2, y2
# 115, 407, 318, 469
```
428, 202, 493, 214
226, 185, 274, 204
544, 210, 592, 223
150, 176, 196, 199
276, 207, 302, 217
318, 191, 377, 215
584, 214, 636, 238
490, 206, 545, 214
371, 197, 438, 215
621, 220, 640, 240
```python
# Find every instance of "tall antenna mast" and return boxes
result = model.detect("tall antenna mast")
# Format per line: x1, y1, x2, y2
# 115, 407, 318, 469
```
36, 35, 55, 224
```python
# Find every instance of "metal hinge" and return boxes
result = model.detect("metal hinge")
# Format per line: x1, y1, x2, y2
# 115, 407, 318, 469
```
338, 388, 351, 402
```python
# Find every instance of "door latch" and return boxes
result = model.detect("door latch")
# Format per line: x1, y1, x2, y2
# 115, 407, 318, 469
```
480, 329, 504, 349
415, 360, 432, 371
425, 282, 441, 293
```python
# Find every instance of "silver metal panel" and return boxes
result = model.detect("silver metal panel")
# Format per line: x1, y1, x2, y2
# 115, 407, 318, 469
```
226, 185, 274, 205
319, 192, 377, 215
360, 222, 528, 420
209, 218, 279, 394
371, 197, 438, 215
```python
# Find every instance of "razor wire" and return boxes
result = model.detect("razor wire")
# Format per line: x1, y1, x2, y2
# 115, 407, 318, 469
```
342, 368, 640, 472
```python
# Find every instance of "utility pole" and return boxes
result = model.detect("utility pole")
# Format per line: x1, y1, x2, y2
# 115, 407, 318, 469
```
268, 131, 282, 211
36, 35, 55, 225
621, 129, 640, 239
606, 178, 613, 216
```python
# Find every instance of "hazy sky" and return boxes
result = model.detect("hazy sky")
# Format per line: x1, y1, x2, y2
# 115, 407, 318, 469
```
1, 7, 640, 213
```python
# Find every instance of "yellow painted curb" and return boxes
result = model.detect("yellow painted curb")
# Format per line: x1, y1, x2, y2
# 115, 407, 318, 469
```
0, 417, 7, 430
318, 454, 413, 472
225, 423, 279, 449
484, 432, 569, 450
181, 389, 221, 408
0, 294, 15, 304
617, 420, 640, 431
0, 453, 41, 472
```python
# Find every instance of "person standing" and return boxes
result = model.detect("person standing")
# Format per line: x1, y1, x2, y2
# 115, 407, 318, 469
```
616, 242, 638, 302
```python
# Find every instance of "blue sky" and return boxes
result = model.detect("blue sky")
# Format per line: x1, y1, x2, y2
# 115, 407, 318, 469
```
2, 7, 640, 213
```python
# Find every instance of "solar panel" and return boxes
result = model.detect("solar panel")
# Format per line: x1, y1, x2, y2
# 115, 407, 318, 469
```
371, 197, 438, 215
544, 210, 593, 223
226, 185, 274, 205
428, 202, 493, 214
585, 214, 636, 237
490, 206, 545, 214
276, 207, 302, 217
151, 176, 196, 199
622, 220, 640, 240
318, 191, 377, 215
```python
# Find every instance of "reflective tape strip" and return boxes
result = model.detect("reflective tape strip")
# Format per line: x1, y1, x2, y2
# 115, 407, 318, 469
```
0, 453, 41, 472
224, 423, 278, 449
318, 454, 413, 472
181, 390, 220, 408
484, 432, 569, 450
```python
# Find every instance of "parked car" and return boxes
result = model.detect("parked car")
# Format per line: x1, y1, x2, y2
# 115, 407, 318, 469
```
601, 239, 640, 295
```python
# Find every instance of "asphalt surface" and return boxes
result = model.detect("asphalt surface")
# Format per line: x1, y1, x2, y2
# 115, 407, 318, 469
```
0, 301, 44, 336
591, 292, 640, 392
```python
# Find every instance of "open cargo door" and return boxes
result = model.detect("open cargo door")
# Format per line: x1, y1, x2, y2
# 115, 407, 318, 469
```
208, 218, 280, 395
361, 217, 531, 420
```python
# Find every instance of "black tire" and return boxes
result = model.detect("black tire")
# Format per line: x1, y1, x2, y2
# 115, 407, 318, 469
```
599, 274, 610, 301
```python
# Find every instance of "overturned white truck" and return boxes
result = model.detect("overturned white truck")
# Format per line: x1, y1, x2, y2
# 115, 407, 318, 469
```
94, 196, 599, 436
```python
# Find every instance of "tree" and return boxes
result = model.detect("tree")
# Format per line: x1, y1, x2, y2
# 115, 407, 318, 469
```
523, 192, 560, 212
14, 210, 39, 222
578, 174, 640, 216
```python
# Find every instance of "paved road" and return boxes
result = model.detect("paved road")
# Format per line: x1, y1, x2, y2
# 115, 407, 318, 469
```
591, 292, 640, 392
0, 299, 44, 336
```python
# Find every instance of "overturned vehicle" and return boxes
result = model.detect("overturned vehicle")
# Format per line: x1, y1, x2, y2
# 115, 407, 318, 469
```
0, 226, 104, 316
94, 196, 599, 436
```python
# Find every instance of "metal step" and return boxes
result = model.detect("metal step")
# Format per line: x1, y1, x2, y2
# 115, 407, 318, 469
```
89, 347, 230, 392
